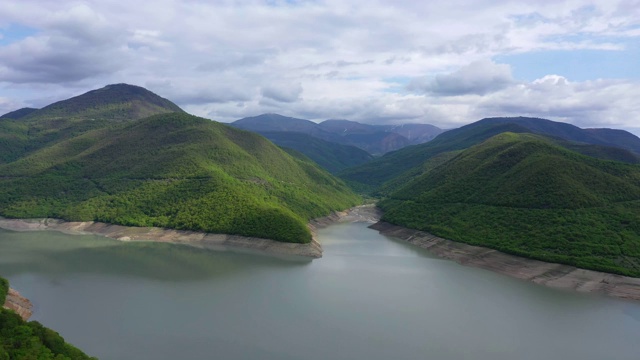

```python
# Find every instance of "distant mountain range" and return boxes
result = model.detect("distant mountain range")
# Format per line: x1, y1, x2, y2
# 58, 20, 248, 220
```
230, 113, 444, 156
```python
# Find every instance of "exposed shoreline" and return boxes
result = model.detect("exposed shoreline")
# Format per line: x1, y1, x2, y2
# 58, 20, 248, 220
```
370, 221, 640, 302
0, 205, 380, 260
2, 288, 33, 321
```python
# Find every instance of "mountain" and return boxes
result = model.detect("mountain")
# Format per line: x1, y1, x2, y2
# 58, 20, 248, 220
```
379, 132, 640, 277
0, 88, 359, 244
318, 119, 411, 154
0, 107, 38, 119
340, 117, 640, 191
231, 114, 443, 156
23, 83, 183, 122
232, 113, 330, 137
385, 123, 444, 144
257, 131, 374, 173
479, 117, 640, 154
0, 84, 185, 165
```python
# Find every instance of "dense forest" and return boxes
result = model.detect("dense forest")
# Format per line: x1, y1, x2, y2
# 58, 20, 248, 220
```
0, 109, 359, 243
378, 132, 640, 276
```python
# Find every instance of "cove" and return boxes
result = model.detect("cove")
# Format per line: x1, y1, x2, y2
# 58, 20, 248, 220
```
1, 222, 640, 360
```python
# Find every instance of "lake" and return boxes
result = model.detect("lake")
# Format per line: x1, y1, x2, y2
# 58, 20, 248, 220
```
1, 222, 639, 360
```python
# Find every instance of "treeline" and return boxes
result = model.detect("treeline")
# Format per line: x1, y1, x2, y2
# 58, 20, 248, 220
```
0, 277, 96, 359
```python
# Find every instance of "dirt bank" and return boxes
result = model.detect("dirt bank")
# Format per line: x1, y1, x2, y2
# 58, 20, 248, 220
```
371, 221, 640, 301
3, 288, 33, 320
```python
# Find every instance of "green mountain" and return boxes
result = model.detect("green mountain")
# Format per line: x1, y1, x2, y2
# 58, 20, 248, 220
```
0, 84, 185, 165
0, 85, 360, 243
379, 132, 640, 276
0, 110, 359, 243
23, 83, 183, 122
340, 117, 640, 192
0, 107, 38, 119
1, 277, 96, 359
258, 131, 374, 173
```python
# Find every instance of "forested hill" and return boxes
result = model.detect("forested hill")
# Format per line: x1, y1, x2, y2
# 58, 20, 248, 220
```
340, 117, 640, 191
0, 111, 359, 243
0, 277, 96, 359
379, 132, 640, 277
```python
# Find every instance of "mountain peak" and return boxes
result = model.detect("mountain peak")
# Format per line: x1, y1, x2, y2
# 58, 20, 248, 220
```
23, 83, 183, 122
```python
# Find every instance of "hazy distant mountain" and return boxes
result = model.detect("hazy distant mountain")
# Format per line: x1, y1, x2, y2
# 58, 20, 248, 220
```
257, 131, 374, 173
0, 107, 38, 119
385, 123, 444, 144
232, 114, 442, 155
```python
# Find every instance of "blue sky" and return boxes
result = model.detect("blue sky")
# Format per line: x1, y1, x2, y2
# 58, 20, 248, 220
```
0, 0, 639, 135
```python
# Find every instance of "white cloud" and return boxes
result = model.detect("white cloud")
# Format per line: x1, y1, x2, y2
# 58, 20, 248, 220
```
408, 60, 515, 96
0, 0, 638, 135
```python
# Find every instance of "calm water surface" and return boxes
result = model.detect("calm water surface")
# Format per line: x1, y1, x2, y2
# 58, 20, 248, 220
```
1, 222, 639, 360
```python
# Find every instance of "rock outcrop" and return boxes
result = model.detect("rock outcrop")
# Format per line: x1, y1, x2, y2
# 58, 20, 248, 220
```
3, 288, 33, 320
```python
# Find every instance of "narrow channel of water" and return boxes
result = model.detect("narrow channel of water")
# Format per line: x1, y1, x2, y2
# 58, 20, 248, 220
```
1, 223, 639, 360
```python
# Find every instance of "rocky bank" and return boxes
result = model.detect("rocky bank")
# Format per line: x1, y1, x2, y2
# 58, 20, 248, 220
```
3, 288, 33, 321
371, 221, 640, 301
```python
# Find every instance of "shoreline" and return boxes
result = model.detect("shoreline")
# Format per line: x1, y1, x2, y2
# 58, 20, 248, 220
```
0, 205, 380, 260
370, 221, 640, 302
2, 288, 33, 321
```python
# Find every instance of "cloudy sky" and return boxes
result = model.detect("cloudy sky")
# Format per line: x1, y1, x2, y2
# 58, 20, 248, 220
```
0, 0, 639, 134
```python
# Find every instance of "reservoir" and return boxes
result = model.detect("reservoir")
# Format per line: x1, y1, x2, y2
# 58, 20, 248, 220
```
1, 222, 639, 360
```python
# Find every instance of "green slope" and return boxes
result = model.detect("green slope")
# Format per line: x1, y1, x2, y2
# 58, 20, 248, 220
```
340, 122, 530, 191
259, 131, 374, 173
0, 112, 359, 243
1, 277, 95, 359
341, 118, 640, 193
379, 133, 640, 276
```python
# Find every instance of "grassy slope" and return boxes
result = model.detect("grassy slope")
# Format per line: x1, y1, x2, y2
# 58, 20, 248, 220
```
0, 277, 95, 359
0, 112, 360, 243
379, 133, 640, 276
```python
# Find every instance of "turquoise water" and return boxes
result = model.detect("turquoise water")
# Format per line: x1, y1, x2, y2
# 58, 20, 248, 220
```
1, 223, 639, 360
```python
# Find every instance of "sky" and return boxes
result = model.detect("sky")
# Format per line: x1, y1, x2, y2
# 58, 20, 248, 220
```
0, 0, 639, 135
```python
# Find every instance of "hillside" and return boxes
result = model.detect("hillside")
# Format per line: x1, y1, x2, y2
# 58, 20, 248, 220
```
1, 277, 95, 359
379, 132, 640, 276
340, 117, 640, 192
0, 110, 360, 243
258, 131, 374, 173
